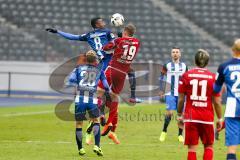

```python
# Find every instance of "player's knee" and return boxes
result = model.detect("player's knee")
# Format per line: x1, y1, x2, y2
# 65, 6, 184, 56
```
227, 146, 238, 154
166, 111, 173, 117
92, 118, 99, 123
110, 93, 118, 102
97, 88, 105, 97
188, 145, 197, 151
76, 121, 83, 128
204, 144, 213, 149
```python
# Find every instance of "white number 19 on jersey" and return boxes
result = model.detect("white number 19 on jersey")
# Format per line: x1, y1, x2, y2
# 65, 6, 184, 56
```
121, 45, 137, 61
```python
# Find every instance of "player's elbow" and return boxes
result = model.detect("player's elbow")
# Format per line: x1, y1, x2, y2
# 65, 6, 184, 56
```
103, 42, 115, 51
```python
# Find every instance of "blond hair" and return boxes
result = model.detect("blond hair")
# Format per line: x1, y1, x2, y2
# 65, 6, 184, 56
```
232, 39, 240, 52
86, 50, 97, 63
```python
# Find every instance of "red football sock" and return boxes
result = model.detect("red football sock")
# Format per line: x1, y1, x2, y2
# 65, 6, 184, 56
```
188, 151, 197, 160
203, 147, 213, 160
111, 112, 118, 132
106, 101, 118, 125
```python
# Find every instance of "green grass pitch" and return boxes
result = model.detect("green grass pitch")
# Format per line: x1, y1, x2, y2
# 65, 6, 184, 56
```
0, 103, 239, 160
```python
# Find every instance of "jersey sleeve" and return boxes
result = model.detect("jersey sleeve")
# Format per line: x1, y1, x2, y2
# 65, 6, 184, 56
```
65, 68, 78, 86
78, 33, 88, 41
57, 30, 82, 40
178, 73, 188, 94
214, 64, 225, 93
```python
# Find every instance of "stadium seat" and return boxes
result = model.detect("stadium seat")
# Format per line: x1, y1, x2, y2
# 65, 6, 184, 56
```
0, 0, 228, 64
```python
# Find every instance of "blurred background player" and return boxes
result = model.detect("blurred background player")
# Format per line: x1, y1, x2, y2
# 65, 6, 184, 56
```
98, 24, 140, 144
177, 49, 223, 160
65, 50, 111, 156
127, 67, 143, 103
159, 47, 188, 142
214, 39, 240, 160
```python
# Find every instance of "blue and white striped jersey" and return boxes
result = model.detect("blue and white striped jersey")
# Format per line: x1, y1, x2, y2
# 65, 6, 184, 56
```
214, 58, 240, 118
160, 61, 188, 96
66, 64, 109, 104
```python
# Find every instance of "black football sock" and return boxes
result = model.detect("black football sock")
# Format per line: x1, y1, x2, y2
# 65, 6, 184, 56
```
178, 128, 183, 136
163, 115, 171, 132
93, 123, 101, 147
128, 71, 136, 99
76, 128, 83, 150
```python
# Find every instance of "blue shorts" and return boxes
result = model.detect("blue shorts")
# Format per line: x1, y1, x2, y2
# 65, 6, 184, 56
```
225, 117, 240, 146
75, 103, 100, 121
165, 95, 178, 110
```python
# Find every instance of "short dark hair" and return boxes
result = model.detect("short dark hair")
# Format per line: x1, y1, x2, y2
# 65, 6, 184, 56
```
195, 49, 209, 68
91, 17, 102, 28
124, 24, 136, 37
172, 47, 180, 50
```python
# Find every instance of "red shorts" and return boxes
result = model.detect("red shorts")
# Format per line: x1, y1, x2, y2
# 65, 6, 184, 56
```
98, 67, 126, 94
184, 122, 214, 145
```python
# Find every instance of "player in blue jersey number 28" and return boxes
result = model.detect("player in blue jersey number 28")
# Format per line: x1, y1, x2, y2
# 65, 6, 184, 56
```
65, 50, 111, 157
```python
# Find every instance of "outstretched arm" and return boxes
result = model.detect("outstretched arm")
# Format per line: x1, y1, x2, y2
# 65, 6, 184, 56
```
57, 30, 81, 40
46, 28, 87, 41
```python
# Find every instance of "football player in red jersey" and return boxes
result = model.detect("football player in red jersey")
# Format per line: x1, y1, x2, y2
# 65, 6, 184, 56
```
177, 49, 223, 160
98, 24, 140, 144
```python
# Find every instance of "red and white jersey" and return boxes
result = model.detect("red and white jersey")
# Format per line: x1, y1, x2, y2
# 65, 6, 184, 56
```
178, 68, 220, 124
103, 37, 140, 73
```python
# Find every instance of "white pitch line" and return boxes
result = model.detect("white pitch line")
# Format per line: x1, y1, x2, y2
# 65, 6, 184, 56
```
1, 110, 53, 117
0, 140, 177, 147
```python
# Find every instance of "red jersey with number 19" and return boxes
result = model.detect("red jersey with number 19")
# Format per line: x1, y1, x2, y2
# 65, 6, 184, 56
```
178, 68, 220, 124
103, 37, 140, 73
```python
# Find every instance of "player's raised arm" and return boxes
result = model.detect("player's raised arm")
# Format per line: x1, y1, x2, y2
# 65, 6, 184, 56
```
46, 28, 87, 41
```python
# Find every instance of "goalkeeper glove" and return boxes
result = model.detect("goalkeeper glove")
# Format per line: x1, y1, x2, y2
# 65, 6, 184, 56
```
45, 28, 58, 33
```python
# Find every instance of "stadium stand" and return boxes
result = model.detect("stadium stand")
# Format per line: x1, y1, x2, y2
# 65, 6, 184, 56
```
0, 0, 231, 65
164, 0, 240, 46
